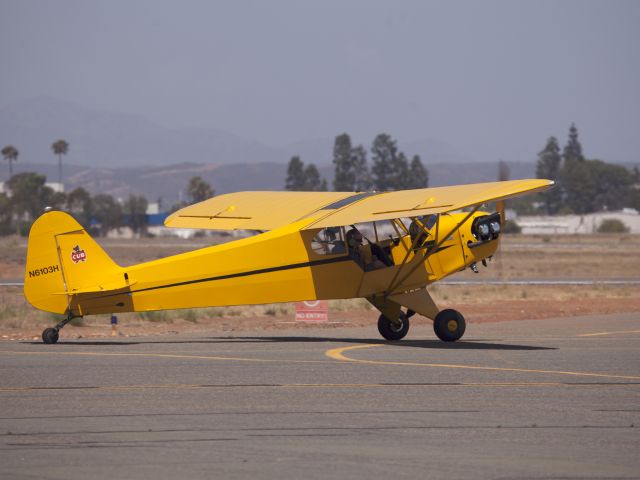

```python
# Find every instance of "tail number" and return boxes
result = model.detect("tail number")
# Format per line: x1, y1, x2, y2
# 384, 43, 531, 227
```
29, 265, 60, 277
71, 245, 87, 263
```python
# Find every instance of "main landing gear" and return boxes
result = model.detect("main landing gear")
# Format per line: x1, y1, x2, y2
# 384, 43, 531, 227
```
377, 308, 466, 342
41, 313, 79, 344
377, 311, 410, 341
433, 309, 466, 342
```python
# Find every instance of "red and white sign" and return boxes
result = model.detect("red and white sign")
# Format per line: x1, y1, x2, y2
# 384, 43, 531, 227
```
295, 300, 329, 322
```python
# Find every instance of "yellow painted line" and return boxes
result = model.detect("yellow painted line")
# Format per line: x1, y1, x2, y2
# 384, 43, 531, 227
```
326, 344, 384, 361
325, 345, 640, 381
0, 350, 328, 364
577, 330, 640, 337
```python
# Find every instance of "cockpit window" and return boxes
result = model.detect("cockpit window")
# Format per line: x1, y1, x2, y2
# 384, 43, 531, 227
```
310, 227, 346, 255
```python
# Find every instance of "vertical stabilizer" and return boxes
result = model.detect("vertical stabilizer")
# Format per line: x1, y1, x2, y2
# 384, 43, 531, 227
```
24, 210, 122, 314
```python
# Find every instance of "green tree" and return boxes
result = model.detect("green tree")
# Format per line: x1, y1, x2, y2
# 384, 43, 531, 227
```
561, 159, 633, 214
187, 176, 214, 203
51, 139, 69, 186
93, 194, 123, 236
66, 187, 93, 227
498, 160, 510, 181
0, 193, 12, 235
2, 145, 19, 178
304, 164, 326, 191
333, 134, 372, 191
285, 156, 306, 191
536, 137, 563, 214
562, 123, 583, 165
352, 145, 371, 191
7, 172, 56, 234
371, 134, 412, 191
332, 133, 354, 191
371, 134, 398, 191
392, 152, 411, 190
124, 194, 148, 236
589, 160, 634, 211
560, 159, 595, 214
628, 186, 640, 213
408, 155, 429, 189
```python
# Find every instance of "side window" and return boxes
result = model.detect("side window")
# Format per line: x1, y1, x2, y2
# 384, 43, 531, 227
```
311, 227, 346, 255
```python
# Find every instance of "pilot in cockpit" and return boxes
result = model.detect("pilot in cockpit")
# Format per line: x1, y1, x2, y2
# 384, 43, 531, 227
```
346, 228, 387, 271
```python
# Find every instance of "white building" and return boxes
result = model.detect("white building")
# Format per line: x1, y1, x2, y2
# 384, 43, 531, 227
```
514, 210, 640, 234
0, 181, 64, 195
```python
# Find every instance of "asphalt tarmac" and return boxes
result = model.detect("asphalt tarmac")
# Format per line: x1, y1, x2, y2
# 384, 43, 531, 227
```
1, 313, 639, 480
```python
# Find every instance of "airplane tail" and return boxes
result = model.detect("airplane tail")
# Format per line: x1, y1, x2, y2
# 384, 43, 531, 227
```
24, 210, 124, 314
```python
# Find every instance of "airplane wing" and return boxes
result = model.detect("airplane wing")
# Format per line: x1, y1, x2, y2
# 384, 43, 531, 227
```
165, 179, 553, 231
164, 191, 355, 231
303, 179, 554, 229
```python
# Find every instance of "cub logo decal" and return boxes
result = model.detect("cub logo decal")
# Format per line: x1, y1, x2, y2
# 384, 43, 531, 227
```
71, 245, 87, 263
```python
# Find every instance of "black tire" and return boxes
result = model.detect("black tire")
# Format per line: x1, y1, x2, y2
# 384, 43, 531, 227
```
433, 309, 466, 342
42, 328, 59, 344
378, 313, 410, 341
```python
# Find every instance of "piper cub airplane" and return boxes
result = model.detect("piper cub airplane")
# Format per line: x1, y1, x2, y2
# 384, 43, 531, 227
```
25, 179, 553, 344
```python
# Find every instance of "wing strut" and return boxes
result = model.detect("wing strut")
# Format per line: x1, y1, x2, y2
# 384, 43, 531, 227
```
385, 205, 481, 295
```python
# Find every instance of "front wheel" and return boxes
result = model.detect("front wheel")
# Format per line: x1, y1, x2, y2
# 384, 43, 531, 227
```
378, 313, 410, 341
433, 309, 466, 342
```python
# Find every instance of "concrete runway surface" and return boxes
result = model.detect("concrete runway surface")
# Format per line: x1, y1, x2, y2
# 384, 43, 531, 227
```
1, 313, 639, 480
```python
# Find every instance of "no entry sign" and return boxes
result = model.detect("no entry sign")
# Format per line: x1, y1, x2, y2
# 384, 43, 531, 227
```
295, 300, 329, 322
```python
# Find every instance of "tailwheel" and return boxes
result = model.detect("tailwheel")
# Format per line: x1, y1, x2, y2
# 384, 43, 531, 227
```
41, 313, 77, 344
433, 309, 466, 342
42, 328, 59, 344
378, 312, 410, 341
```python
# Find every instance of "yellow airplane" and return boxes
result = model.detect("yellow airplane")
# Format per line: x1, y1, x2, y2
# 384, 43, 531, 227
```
24, 179, 553, 344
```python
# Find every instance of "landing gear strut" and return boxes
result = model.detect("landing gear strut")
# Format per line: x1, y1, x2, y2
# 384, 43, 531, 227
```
41, 313, 78, 344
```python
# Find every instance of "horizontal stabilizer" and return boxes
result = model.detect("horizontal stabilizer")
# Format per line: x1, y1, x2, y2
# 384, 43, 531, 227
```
51, 281, 137, 296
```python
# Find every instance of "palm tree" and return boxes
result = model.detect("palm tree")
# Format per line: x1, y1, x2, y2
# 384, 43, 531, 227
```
51, 139, 69, 186
2, 145, 19, 179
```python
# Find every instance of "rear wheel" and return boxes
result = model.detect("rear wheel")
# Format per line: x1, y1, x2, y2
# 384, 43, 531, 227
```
433, 309, 466, 342
42, 328, 59, 344
378, 312, 410, 341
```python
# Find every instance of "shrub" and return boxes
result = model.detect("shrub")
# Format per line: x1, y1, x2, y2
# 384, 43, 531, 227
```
597, 219, 629, 233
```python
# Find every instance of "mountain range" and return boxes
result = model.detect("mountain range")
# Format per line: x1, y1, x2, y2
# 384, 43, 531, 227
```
1, 97, 472, 169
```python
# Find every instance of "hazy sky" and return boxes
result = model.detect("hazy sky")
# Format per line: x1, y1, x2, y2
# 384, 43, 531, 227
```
1, 0, 639, 163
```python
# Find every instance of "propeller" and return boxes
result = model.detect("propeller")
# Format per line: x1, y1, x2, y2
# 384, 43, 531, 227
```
497, 160, 509, 226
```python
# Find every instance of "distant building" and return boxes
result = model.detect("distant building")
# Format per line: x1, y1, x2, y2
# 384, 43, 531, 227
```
514, 210, 640, 234
47, 182, 65, 193
0, 181, 64, 196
